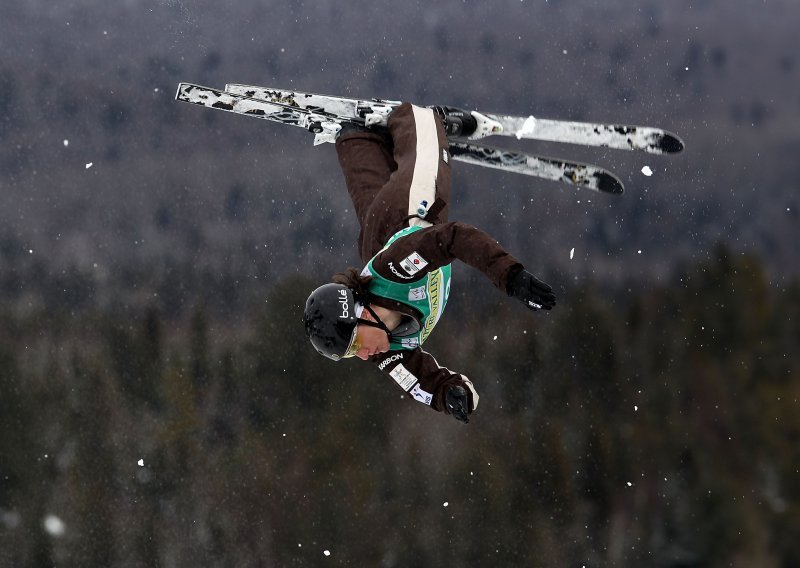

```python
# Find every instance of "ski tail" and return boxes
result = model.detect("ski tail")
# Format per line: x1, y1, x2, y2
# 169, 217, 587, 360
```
176, 83, 350, 144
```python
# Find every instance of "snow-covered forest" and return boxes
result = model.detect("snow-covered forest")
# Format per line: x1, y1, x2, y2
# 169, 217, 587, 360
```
1, 0, 798, 565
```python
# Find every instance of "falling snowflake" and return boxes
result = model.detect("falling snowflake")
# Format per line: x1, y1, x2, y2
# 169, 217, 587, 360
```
43, 515, 65, 536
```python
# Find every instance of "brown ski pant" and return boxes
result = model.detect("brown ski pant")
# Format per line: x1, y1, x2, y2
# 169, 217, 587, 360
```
335, 103, 453, 263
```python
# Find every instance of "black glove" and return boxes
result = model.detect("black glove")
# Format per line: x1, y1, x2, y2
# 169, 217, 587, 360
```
446, 385, 470, 424
506, 268, 556, 311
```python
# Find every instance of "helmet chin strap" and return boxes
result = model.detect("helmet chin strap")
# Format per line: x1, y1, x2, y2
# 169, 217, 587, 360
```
358, 304, 394, 340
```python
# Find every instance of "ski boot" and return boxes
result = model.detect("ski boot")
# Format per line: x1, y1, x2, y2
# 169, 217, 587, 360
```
357, 101, 502, 140
433, 106, 504, 139
433, 106, 479, 138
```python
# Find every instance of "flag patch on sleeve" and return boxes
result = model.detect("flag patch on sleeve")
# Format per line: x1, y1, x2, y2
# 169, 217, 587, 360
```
399, 252, 428, 276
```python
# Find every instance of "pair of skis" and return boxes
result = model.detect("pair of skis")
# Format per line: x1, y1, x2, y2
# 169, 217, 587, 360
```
175, 82, 684, 195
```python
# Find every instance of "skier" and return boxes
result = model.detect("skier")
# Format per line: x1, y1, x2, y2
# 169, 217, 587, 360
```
303, 103, 556, 424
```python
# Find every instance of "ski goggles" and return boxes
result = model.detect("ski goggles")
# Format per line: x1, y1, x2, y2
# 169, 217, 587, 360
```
342, 333, 362, 359
342, 304, 365, 358
342, 303, 396, 359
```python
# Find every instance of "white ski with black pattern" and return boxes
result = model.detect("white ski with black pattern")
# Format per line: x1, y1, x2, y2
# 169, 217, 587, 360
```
225, 83, 684, 154
447, 142, 623, 194
175, 83, 623, 193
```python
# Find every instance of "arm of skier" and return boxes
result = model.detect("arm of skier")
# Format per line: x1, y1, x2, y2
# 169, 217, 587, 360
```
372, 221, 556, 310
371, 348, 478, 423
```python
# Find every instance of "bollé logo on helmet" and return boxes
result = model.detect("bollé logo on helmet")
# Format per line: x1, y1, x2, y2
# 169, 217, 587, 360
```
338, 289, 350, 319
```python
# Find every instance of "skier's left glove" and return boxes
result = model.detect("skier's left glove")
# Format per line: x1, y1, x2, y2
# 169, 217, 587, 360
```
446, 385, 471, 424
507, 267, 556, 312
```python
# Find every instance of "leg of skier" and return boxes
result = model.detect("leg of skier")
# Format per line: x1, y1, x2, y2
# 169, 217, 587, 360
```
335, 103, 452, 262
334, 124, 395, 260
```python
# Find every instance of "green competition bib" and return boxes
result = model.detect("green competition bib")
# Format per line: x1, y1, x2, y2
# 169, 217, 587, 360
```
364, 226, 452, 350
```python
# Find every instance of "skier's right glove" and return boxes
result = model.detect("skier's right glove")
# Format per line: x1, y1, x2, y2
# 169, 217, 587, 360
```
507, 268, 556, 312
446, 385, 471, 424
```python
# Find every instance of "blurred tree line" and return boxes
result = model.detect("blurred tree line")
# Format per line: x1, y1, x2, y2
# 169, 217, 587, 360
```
0, 243, 797, 566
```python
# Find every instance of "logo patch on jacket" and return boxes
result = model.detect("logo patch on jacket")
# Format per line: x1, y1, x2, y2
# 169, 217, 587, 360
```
388, 262, 413, 280
389, 364, 418, 391
408, 285, 427, 301
410, 384, 433, 405
399, 252, 428, 276
378, 353, 404, 371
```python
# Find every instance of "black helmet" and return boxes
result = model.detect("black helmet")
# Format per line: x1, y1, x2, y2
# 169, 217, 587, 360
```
304, 283, 358, 361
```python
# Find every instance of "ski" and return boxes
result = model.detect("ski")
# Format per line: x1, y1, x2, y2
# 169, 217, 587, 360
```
448, 142, 623, 194
225, 83, 684, 154
176, 83, 624, 194
176, 83, 347, 145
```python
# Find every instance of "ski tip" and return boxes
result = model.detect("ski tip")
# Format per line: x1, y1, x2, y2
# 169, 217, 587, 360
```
657, 132, 685, 154
597, 172, 625, 195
